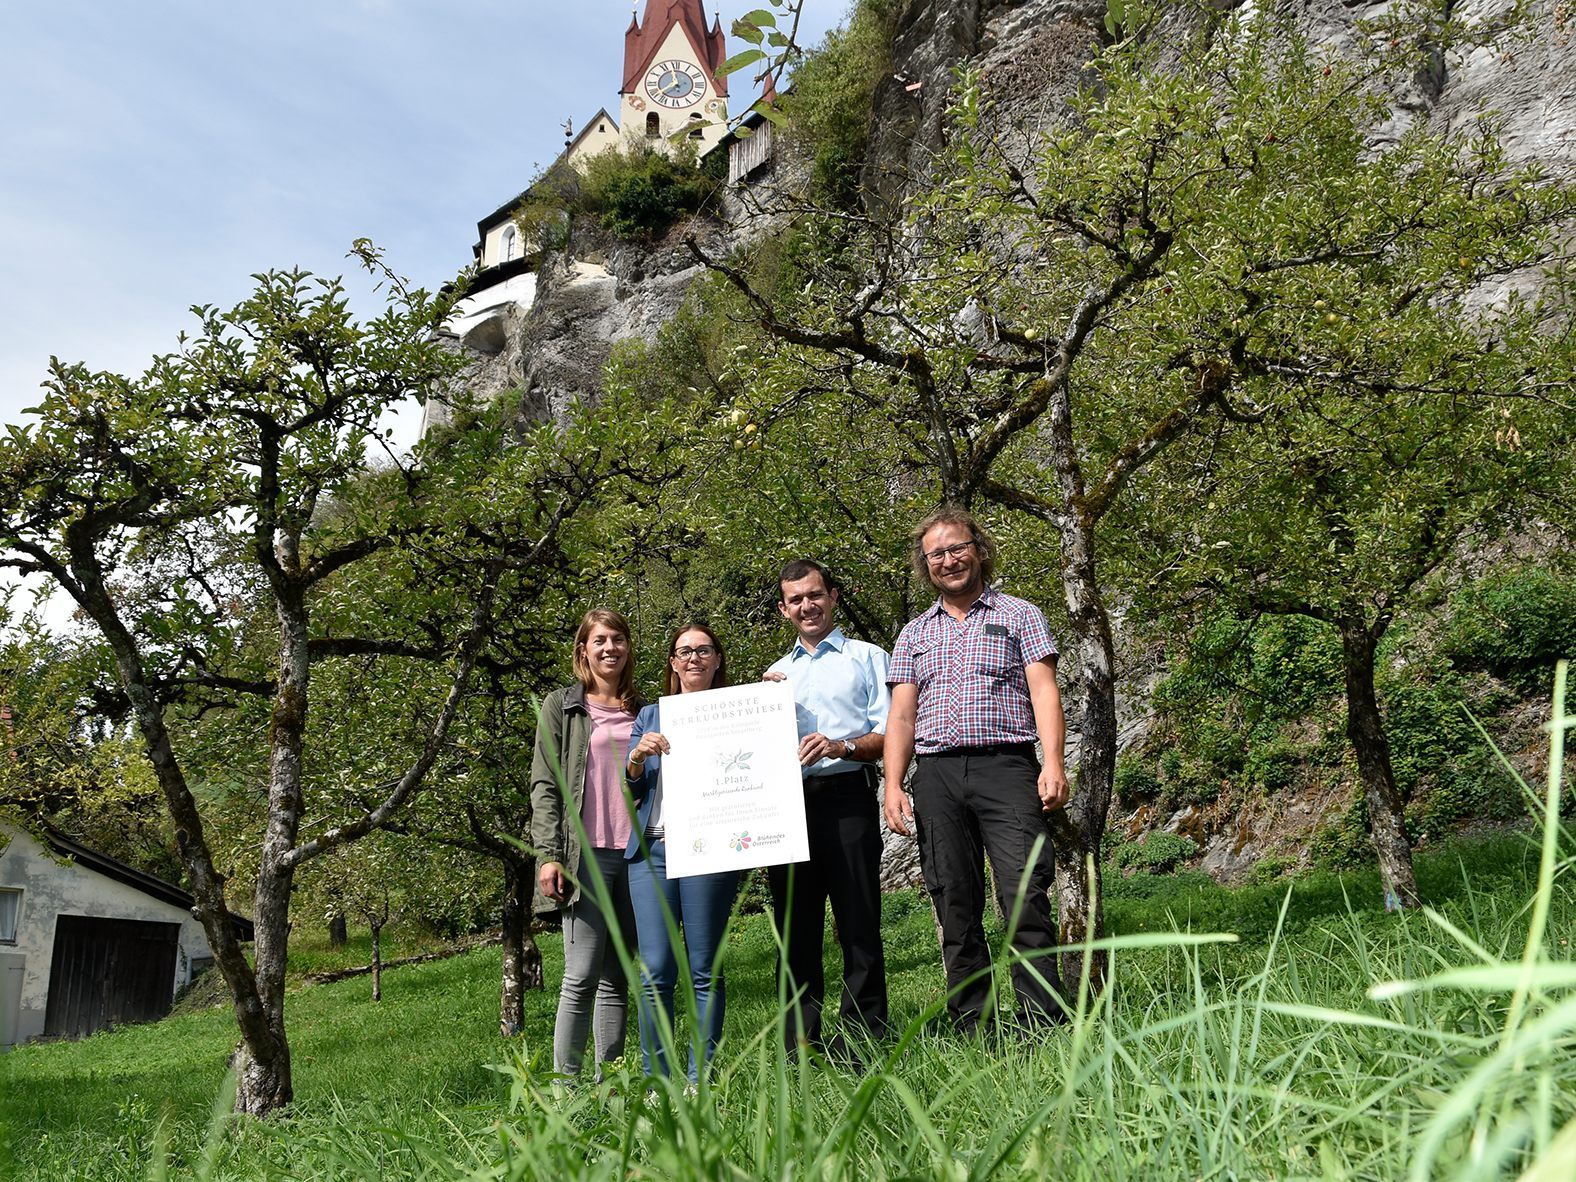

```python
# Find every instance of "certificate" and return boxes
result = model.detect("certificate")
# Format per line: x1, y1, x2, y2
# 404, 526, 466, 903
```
657, 680, 809, 878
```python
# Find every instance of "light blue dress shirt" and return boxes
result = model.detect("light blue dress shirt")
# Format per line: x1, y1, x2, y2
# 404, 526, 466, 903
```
766, 626, 892, 778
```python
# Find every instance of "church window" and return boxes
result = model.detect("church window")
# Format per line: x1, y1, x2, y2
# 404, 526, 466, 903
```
688, 114, 704, 139
645, 112, 661, 139
500, 225, 518, 264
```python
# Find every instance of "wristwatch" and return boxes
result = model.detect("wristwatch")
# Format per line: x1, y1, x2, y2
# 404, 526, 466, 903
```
841, 738, 856, 758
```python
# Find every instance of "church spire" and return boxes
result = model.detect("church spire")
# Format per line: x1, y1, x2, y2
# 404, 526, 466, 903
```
622, 0, 728, 97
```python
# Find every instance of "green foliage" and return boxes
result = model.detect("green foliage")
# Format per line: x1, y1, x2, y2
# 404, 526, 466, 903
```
1441, 565, 1576, 695
578, 146, 721, 240
500, 144, 723, 249
1113, 755, 1161, 801
0, 606, 180, 879
1107, 830, 1200, 874
734, 867, 772, 916
1411, 748, 1524, 839
602, 297, 726, 407
1144, 599, 1548, 860
1310, 791, 1376, 869
1145, 614, 1344, 808
1248, 855, 1292, 884
781, 0, 902, 206
1372, 648, 1478, 798
1140, 601, 1543, 859
511, 185, 573, 254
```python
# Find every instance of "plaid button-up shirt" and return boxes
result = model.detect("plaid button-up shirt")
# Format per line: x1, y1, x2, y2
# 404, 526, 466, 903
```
888, 585, 1058, 753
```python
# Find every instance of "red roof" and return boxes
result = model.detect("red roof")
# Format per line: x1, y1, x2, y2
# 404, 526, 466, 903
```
623, 0, 729, 98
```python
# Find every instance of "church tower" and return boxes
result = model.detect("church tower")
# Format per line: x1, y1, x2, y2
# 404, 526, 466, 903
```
619, 1, 730, 155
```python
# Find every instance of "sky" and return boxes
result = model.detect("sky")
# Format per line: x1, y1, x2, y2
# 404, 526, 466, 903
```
0, 0, 848, 433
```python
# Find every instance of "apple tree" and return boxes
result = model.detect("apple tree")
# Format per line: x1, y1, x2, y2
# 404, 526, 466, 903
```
0, 258, 656, 1115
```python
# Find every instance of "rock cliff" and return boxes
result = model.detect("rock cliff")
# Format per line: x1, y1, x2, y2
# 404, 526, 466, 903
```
459, 0, 1573, 435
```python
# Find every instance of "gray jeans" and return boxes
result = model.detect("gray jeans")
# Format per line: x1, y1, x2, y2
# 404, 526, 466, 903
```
554, 847, 636, 1078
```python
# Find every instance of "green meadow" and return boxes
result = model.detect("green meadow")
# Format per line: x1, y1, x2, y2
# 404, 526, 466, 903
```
2, 826, 1572, 1181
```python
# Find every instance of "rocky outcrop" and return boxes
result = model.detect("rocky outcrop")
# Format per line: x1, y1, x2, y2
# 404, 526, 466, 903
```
439, 223, 731, 427
863, 0, 1575, 194
468, 0, 1572, 430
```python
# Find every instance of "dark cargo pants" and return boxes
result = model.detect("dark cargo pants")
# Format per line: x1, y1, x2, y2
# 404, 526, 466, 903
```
912, 744, 1066, 1031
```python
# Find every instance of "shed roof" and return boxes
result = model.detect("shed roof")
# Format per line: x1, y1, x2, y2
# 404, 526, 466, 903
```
36, 826, 255, 941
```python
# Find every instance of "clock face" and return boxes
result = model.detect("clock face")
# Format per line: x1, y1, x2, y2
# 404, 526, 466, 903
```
644, 59, 707, 109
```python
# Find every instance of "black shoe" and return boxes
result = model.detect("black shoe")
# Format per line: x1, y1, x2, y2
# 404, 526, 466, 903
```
820, 1032, 868, 1073
952, 1011, 997, 1041
1006, 1006, 1068, 1043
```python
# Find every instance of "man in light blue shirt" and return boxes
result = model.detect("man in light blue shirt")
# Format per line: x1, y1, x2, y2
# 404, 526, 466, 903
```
764, 559, 891, 1056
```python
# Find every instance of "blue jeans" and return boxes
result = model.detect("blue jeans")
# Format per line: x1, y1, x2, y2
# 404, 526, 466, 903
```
627, 839, 739, 1080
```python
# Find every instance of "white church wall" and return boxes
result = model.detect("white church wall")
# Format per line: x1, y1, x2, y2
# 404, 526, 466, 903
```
481, 221, 522, 270
569, 116, 621, 167
447, 272, 538, 341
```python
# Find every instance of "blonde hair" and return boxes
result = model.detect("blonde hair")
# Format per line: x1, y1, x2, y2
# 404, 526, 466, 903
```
572, 608, 638, 711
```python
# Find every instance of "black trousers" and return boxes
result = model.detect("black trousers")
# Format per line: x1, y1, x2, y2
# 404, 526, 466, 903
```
768, 769, 889, 1047
912, 745, 1065, 1030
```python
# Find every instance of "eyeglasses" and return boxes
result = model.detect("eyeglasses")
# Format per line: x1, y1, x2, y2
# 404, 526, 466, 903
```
922, 540, 977, 565
673, 644, 718, 660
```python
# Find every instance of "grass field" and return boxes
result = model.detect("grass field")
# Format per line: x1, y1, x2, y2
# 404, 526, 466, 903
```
1, 823, 1572, 1181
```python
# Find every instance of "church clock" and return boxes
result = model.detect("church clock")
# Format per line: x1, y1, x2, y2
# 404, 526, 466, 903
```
644, 59, 707, 109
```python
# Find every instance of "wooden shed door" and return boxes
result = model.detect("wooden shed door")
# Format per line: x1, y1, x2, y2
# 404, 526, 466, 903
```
43, 915, 179, 1039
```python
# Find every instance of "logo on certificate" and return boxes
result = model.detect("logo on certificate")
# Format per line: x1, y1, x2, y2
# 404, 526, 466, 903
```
718, 749, 753, 772
692, 837, 707, 854
730, 832, 753, 852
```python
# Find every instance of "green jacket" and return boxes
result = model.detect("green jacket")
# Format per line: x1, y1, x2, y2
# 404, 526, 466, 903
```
528, 683, 639, 915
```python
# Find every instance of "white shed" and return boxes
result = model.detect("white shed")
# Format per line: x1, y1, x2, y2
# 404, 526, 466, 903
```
0, 824, 250, 1049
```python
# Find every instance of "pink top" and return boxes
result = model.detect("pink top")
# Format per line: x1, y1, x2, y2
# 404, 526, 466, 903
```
583, 699, 636, 850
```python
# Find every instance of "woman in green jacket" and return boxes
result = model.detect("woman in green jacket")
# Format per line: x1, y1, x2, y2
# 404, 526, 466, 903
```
530, 607, 642, 1082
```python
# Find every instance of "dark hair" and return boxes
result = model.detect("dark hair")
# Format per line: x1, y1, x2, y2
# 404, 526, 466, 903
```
910, 505, 997, 590
571, 607, 638, 711
664, 622, 728, 696
778, 558, 836, 596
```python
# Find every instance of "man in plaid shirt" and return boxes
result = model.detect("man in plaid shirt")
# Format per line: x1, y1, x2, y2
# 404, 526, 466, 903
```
883, 506, 1069, 1036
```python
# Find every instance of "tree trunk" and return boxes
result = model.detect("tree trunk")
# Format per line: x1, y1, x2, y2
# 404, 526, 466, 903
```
1050, 510, 1116, 994
1043, 375, 1115, 994
236, 588, 313, 1112
1338, 617, 1421, 910
69, 560, 288, 1112
370, 921, 383, 1002
499, 855, 542, 1036
230, 1032, 292, 1118
328, 912, 348, 947
243, 862, 295, 1113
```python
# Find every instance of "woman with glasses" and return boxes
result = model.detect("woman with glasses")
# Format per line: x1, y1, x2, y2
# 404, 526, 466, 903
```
530, 607, 642, 1083
623, 622, 741, 1081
